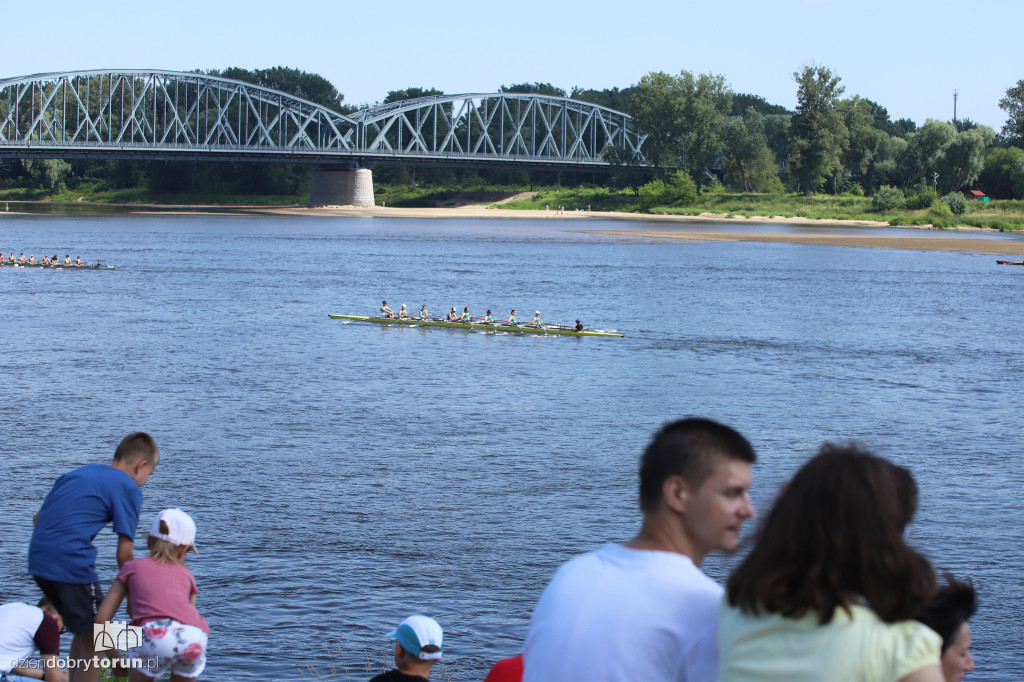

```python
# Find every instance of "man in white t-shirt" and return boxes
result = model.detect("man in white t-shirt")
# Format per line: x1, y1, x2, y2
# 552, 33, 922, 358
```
522, 418, 757, 682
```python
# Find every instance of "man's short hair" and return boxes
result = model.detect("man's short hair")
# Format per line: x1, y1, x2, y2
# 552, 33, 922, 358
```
37, 596, 58, 617
639, 418, 756, 512
113, 432, 159, 465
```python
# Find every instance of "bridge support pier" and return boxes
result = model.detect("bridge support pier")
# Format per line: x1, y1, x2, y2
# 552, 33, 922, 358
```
309, 167, 374, 207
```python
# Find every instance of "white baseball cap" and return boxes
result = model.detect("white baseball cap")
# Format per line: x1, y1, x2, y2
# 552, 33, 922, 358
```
149, 508, 198, 553
387, 615, 443, 660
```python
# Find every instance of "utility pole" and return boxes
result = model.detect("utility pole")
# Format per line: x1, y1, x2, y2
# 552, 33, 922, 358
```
953, 89, 959, 131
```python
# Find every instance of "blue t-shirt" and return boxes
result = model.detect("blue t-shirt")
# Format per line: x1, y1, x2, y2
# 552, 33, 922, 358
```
29, 463, 143, 583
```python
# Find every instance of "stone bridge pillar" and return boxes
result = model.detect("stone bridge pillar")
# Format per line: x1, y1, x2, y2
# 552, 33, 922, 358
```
309, 166, 374, 207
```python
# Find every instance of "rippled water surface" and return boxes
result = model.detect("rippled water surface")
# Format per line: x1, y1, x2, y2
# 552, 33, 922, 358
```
1, 213, 1022, 680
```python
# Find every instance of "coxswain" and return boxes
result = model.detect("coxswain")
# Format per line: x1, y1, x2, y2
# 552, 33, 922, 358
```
419, 304, 430, 320
483, 309, 495, 324
574, 320, 584, 332
506, 309, 519, 324
64, 254, 72, 265
531, 311, 543, 326
380, 300, 394, 318
398, 304, 409, 319
459, 306, 472, 322
446, 307, 459, 322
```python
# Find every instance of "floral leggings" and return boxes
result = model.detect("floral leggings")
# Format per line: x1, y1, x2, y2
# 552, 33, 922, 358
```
129, 618, 208, 679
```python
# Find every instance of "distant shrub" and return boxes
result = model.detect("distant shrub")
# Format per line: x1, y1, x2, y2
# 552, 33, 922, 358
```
666, 171, 699, 205
942, 191, 968, 215
845, 183, 865, 196
638, 178, 667, 211
703, 178, 726, 195
872, 185, 904, 211
931, 203, 954, 218
904, 188, 938, 210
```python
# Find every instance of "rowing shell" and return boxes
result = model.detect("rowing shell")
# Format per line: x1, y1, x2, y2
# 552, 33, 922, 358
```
996, 260, 1024, 266
329, 314, 624, 337
1, 262, 114, 270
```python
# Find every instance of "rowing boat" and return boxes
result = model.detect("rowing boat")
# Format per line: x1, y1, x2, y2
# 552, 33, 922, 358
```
329, 314, 624, 337
1, 261, 114, 270
996, 260, 1024, 266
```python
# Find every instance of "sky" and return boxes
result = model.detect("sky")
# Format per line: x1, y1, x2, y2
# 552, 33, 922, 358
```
2, 0, 1020, 132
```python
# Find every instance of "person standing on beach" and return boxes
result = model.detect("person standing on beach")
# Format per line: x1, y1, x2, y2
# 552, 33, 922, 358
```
522, 418, 757, 681
29, 432, 160, 682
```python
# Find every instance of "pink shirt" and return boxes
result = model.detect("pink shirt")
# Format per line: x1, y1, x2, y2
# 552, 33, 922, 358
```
116, 556, 210, 634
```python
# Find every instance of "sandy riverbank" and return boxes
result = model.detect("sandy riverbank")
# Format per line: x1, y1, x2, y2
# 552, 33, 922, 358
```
243, 204, 1024, 256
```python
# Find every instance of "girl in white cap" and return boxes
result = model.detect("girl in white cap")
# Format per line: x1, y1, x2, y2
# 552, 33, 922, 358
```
95, 508, 210, 680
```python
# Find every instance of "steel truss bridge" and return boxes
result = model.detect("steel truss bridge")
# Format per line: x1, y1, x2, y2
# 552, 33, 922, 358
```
0, 70, 648, 170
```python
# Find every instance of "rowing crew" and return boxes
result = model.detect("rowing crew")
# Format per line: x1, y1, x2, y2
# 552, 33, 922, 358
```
378, 301, 584, 331
6, 253, 86, 265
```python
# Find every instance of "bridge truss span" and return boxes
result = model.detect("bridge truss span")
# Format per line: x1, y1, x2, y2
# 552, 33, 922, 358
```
0, 70, 648, 169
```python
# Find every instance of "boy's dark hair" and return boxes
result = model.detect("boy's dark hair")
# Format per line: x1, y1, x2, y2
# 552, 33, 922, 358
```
916, 575, 977, 654
727, 442, 935, 624
113, 432, 159, 464
639, 418, 756, 512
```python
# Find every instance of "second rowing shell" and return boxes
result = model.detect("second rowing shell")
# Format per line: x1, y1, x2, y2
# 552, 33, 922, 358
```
328, 314, 624, 337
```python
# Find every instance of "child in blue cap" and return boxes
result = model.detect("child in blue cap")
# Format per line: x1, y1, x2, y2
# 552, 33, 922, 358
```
370, 614, 443, 682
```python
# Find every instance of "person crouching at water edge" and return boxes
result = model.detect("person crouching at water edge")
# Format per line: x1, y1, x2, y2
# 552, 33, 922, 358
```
371, 615, 444, 682
95, 509, 210, 681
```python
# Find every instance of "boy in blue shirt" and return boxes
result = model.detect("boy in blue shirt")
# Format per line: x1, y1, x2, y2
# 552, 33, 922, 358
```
29, 432, 159, 682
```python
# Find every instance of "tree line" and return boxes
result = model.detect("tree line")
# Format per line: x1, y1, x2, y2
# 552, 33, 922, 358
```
622, 65, 1024, 200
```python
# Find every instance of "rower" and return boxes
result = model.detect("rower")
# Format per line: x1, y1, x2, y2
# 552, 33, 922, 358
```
42, 255, 50, 265
574, 320, 584, 332
28, 254, 36, 263
64, 255, 71, 265
380, 300, 394, 318
419, 304, 429, 320
398, 304, 409, 319
52, 254, 59, 264
19, 253, 27, 263
7, 253, 14, 263
483, 309, 495, 324
75, 256, 83, 265
446, 307, 459, 322
506, 309, 518, 325
459, 306, 471, 322
531, 311, 543, 326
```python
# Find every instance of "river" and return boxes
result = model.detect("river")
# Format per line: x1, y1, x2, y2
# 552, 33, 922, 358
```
1, 213, 1021, 680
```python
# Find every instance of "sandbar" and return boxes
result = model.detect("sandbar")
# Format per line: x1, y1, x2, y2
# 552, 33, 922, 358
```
247, 205, 1024, 256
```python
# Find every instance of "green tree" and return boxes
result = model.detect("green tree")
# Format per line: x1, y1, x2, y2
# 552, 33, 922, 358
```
570, 86, 636, 112
788, 65, 848, 194
979, 146, 1024, 198
1011, 156, 1024, 198
678, 72, 733, 184
384, 87, 444, 104
722, 107, 782, 192
499, 82, 566, 97
216, 66, 346, 112
998, 79, 1024, 145
630, 71, 687, 168
937, 127, 995, 192
902, 120, 956, 189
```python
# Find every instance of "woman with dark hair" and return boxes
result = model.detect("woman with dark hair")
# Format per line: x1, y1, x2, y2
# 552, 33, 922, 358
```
917, 576, 977, 681
717, 443, 943, 682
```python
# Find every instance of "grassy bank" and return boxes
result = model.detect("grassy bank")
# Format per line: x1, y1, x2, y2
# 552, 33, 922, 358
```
498, 188, 1024, 231
5, 180, 1024, 230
